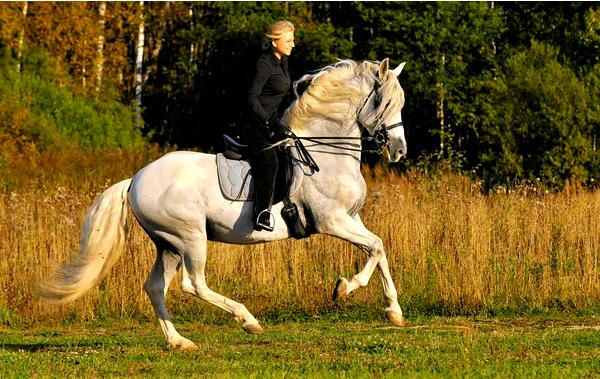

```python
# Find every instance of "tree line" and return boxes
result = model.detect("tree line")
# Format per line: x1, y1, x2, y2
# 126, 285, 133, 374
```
0, 2, 598, 190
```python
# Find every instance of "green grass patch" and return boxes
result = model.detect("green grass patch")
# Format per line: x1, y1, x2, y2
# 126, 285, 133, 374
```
1, 315, 598, 378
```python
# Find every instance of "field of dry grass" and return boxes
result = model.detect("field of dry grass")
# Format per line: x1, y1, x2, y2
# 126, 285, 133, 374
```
0, 150, 598, 325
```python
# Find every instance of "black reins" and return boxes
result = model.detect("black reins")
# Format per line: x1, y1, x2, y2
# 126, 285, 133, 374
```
289, 121, 403, 154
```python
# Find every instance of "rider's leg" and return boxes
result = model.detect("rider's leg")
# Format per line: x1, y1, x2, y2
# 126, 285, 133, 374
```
253, 147, 278, 229
242, 122, 278, 231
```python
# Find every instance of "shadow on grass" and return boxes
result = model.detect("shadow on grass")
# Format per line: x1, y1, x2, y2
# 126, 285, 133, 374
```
1, 343, 56, 352
0, 338, 122, 353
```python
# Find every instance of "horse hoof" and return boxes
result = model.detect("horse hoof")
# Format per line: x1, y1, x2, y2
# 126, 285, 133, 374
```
385, 311, 406, 327
243, 322, 265, 335
333, 278, 348, 301
174, 339, 199, 351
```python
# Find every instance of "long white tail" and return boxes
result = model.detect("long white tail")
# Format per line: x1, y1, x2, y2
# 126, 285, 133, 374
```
38, 178, 132, 304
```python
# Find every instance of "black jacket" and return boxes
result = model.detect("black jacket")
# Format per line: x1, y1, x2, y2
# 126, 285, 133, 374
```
246, 51, 291, 125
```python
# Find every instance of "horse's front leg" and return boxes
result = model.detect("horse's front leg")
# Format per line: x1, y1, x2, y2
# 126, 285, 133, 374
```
324, 213, 404, 326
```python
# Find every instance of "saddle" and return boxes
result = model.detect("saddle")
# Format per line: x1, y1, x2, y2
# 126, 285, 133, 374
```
216, 135, 309, 238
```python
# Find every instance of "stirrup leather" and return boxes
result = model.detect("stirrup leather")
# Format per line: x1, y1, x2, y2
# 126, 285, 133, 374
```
255, 210, 275, 232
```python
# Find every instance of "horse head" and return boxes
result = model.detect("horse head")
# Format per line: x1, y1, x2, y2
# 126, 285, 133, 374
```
357, 58, 407, 162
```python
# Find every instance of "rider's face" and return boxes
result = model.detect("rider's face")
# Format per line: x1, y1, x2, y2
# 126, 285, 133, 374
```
272, 32, 295, 59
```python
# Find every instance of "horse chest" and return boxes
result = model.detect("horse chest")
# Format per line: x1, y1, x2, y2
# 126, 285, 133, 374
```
307, 174, 366, 216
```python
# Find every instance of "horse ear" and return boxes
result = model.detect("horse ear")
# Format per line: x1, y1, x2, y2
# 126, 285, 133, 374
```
378, 58, 390, 79
392, 62, 406, 77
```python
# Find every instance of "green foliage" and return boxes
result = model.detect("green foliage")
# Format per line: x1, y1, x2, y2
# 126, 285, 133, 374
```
500, 3, 599, 68
476, 42, 596, 189
293, 23, 354, 72
0, 48, 144, 153
349, 2, 599, 189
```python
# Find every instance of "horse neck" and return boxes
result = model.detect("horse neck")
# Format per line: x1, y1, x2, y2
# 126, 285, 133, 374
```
292, 73, 373, 171
304, 118, 361, 139
300, 81, 367, 140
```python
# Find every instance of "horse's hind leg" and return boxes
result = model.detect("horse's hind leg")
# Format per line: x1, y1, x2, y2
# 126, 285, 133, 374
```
180, 233, 265, 334
327, 213, 404, 326
145, 245, 198, 350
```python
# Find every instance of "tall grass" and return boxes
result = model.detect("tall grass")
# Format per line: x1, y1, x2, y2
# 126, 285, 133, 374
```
0, 151, 598, 326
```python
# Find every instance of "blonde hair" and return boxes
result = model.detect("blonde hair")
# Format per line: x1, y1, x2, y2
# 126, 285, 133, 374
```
266, 20, 295, 40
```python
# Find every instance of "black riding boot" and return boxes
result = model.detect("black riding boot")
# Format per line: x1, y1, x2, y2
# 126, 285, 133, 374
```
252, 150, 278, 231
242, 125, 279, 232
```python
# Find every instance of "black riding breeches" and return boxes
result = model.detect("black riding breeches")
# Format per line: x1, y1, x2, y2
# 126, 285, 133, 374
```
242, 124, 279, 220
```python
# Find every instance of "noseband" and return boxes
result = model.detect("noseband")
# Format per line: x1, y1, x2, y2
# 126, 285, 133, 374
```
371, 120, 404, 152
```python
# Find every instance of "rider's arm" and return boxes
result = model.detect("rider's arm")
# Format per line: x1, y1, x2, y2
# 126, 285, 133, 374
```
247, 55, 271, 125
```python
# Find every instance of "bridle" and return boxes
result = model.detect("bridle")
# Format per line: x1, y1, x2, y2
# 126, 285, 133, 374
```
356, 83, 405, 152
356, 80, 404, 149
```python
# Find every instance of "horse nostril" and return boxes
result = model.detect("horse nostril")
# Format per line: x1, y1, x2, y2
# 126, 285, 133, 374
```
396, 148, 406, 160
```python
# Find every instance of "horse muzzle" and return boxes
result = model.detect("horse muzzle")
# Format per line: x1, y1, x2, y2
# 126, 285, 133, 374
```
387, 139, 407, 162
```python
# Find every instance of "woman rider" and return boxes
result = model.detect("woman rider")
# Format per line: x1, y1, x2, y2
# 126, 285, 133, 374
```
244, 20, 295, 232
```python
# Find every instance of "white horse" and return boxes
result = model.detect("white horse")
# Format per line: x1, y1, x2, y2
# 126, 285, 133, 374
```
39, 58, 408, 350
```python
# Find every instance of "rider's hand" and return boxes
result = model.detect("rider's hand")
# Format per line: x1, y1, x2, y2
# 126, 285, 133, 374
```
264, 120, 275, 138
275, 120, 292, 139
274, 126, 292, 141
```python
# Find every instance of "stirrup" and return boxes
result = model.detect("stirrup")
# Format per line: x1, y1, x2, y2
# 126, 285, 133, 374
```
255, 210, 275, 232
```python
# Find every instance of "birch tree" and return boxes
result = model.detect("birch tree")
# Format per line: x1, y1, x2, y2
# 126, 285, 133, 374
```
134, 1, 145, 131
95, 1, 106, 93
16, 1, 28, 73
0, 2, 29, 72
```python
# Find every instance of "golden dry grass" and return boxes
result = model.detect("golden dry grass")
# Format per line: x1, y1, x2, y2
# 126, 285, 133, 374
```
0, 151, 598, 325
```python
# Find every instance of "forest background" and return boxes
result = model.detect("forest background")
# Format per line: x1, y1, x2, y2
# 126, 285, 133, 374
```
0, 1, 599, 190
